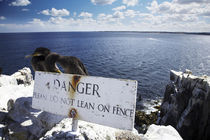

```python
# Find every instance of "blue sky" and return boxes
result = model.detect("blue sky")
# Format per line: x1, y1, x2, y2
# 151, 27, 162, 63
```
0, 0, 210, 32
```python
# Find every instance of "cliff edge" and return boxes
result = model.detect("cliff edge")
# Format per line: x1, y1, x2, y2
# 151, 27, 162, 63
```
158, 70, 210, 140
0, 67, 182, 140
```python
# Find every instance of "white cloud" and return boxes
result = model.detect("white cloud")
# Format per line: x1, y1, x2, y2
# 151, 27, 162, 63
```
29, 18, 45, 26
40, 8, 70, 17
147, 0, 159, 14
147, 0, 210, 16
1, 15, 209, 32
113, 11, 124, 19
79, 12, 93, 18
142, 13, 199, 24
0, 0, 3, 2
9, 0, 31, 6
97, 13, 119, 23
158, 1, 172, 13
28, 17, 99, 31
122, 0, 138, 6
97, 10, 127, 25
99, 11, 124, 20
112, 5, 126, 11
0, 13, 210, 32
145, 0, 210, 31
91, 0, 116, 5
22, 8, 29, 11
50, 8, 69, 17
97, 13, 107, 20
41, 9, 50, 15
98, 13, 113, 22
174, 0, 210, 4
49, 17, 68, 25
124, 9, 139, 18
0, 16, 6, 20
1, 0, 210, 33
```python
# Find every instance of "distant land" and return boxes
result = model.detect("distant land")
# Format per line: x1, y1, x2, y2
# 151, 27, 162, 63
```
0, 31, 210, 35
146, 31, 210, 36
102, 31, 210, 36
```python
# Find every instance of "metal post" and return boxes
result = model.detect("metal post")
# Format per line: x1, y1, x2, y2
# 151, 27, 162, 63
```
68, 108, 79, 140
72, 118, 78, 132
70, 108, 78, 132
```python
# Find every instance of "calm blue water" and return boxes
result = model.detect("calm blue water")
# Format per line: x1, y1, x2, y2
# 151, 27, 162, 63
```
0, 32, 210, 99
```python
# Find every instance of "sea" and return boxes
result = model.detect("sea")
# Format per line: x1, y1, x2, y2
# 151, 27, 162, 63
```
0, 32, 210, 99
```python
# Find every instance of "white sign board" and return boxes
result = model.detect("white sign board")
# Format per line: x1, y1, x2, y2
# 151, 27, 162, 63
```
32, 71, 137, 130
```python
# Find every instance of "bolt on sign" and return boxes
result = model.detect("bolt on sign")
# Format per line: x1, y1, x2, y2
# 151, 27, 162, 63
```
32, 71, 137, 131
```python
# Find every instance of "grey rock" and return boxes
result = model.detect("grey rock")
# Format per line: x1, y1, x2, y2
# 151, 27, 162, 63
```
8, 123, 29, 140
184, 69, 192, 75
7, 99, 15, 112
7, 97, 64, 139
0, 124, 7, 140
11, 67, 33, 85
115, 131, 141, 140
0, 110, 7, 123
42, 131, 78, 140
37, 112, 65, 129
0, 67, 65, 140
158, 70, 210, 140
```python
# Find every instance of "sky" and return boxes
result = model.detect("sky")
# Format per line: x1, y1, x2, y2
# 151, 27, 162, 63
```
0, 0, 210, 32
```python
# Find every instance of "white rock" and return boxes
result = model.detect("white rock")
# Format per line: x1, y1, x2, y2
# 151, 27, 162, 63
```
0, 75, 17, 87
144, 124, 183, 140
42, 118, 144, 140
184, 69, 192, 74
159, 70, 210, 140
0, 67, 34, 109
11, 67, 33, 85
0, 80, 33, 109
0, 67, 184, 140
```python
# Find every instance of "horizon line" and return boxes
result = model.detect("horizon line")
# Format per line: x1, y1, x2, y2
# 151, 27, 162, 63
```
0, 31, 210, 35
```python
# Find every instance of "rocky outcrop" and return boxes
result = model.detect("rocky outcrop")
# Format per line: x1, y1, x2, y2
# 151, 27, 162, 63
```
1, 97, 144, 140
158, 70, 210, 140
0, 67, 183, 140
11, 67, 33, 85
144, 124, 182, 140
6, 97, 64, 139
42, 120, 182, 140
0, 68, 64, 139
41, 118, 142, 140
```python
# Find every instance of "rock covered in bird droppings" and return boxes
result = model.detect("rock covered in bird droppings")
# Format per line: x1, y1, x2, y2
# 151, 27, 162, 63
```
11, 67, 33, 85
158, 70, 210, 140
144, 124, 183, 140
0, 67, 34, 109
0, 67, 183, 140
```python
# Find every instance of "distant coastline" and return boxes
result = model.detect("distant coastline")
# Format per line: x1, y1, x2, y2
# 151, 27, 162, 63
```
0, 31, 210, 36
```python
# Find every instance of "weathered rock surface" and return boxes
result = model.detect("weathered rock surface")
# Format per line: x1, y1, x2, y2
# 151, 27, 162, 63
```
41, 118, 144, 140
6, 97, 64, 139
0, 67, 183, 140
0, 68, 64, 140
11, 67, 33, 85
144, 124, 183, 140
41, 121, 183, 140
0, 67, 34, 109
158, 70, 210, 140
